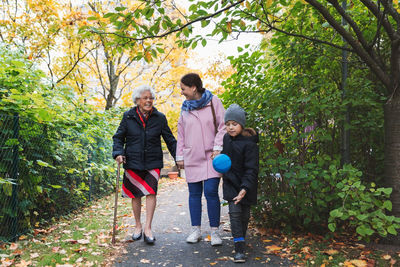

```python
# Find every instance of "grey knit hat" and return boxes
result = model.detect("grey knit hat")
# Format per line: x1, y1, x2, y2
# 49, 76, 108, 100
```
224, 104, 246, 127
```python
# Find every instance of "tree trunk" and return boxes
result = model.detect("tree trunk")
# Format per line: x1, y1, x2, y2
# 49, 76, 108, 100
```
384, 94, 400, 244
104, 61, 120, 110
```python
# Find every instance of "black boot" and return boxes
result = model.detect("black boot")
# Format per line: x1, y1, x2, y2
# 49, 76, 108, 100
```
233, 241, 246, 263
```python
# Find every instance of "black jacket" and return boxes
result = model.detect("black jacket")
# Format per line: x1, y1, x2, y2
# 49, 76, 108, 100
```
221, 130, 259, 205
112, 107, 176, 170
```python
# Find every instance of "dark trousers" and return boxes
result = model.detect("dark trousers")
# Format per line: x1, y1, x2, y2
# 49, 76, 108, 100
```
228, 201, 251, 239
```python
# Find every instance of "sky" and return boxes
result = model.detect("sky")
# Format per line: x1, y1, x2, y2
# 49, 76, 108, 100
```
176, 1, 262, 69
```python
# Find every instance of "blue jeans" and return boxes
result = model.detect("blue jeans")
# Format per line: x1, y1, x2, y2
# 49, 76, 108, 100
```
187, 178, 220, 227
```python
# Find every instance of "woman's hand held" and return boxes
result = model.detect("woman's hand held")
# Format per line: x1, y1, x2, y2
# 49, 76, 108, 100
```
176, 160, 184, 169
116, 155, 126, 164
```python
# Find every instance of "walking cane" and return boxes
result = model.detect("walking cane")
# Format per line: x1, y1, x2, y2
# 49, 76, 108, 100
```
112, 162, 120, 245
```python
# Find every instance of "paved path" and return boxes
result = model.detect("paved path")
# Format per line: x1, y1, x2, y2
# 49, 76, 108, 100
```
114, 179, 291, 267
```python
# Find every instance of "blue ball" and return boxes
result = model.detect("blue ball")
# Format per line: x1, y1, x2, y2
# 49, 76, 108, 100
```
212, 154, 231, 173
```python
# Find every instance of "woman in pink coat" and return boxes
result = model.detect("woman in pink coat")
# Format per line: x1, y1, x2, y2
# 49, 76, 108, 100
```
176, 73, 226, 246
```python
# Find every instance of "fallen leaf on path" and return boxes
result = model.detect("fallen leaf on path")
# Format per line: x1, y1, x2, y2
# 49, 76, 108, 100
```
216, 256, 231, 261
12, 249, 23, 255
324, 249, 339, 255
262, 239, 272, 243
140, 259, 150, 263
33, 229, 47, 235
343, 261, 355, 267
301, 246, 311, 253
52, 246, 60, 253
265, 245, 283, 254
366, 259, 375, 267
343, 260, 368, 267
18, 235, 27, 240
9, 243, 18, 250
77, 239, 90, 244
64, 239, 77, 244
356, 243, 366, 249
349, 259, 367, 267
256, 227, 268, 236
390, 259, 397, 267
209, 262, 217, 266
382, 254, 391, 260
30, 253, 39, 259
1, 258, 14, 267
15, 260, 32, 267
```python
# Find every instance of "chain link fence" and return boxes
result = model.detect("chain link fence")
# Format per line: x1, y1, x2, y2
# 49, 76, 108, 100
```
0, 113, 115, 242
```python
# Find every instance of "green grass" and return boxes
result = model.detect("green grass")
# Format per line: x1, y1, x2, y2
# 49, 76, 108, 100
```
0, 192, 134, 266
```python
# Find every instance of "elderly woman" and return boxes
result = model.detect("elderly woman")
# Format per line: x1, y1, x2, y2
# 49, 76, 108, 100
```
112, 85, 176, 245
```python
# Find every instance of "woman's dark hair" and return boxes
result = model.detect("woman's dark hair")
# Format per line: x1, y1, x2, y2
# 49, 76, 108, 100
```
180, 73, 205, 94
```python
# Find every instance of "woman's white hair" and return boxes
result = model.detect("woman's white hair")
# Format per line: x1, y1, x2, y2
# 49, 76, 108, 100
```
132, 85, 156, 104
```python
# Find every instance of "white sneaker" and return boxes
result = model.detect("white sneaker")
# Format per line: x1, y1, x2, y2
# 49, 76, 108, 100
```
210, 229, 222, 246
186, 227, 201, 243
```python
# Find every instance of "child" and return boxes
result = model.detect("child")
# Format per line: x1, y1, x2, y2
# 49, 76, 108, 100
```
221, 104, 259, 263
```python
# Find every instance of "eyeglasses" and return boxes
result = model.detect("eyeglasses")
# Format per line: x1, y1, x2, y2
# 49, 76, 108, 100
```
139, 97, 154, 101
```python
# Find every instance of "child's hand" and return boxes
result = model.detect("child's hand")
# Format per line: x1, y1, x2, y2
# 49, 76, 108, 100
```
233, 189, 247, 204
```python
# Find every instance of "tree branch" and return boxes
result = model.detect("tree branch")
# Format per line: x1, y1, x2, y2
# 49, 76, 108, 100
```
360, 0, 395, 40
327, 0, 386, 70
306, 0, 391, 89
381, 0, 400, 28
245, 6, 354, 52
56, 42, 98, 84
93, 0, 245, 41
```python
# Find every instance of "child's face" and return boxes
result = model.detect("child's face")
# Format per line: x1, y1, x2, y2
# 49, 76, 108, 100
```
225, 121, 243, 137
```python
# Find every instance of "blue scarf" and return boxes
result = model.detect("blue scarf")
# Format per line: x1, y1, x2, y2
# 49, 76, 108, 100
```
181, 90, 213, 111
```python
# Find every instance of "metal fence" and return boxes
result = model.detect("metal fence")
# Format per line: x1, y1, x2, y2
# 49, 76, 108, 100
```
0, 113, 115, 242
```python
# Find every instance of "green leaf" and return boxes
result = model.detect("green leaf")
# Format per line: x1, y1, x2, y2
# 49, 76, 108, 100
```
38, 108, 52, 121
87, 16, 98, 21
201, 39, 207, 47
330, 209, 343, 218
115, 6, 127, 12
36, 185, 43, 194
356, 214, 368, 221
11, 60, 25, 68
387, 225, 397, 235
103, 13, 115, 18
382, 188, 393, 195
201, 20, 210, 27
328, 223, 336, 232
49, 184, 62, 189
383, 200, 392, 211
36, 160, 56, 169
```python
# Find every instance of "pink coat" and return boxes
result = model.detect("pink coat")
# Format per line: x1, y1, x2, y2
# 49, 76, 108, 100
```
177, 96, 226, 183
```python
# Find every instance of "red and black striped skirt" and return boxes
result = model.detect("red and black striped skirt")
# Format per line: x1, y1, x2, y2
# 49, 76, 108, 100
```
122, 169, 160, 198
